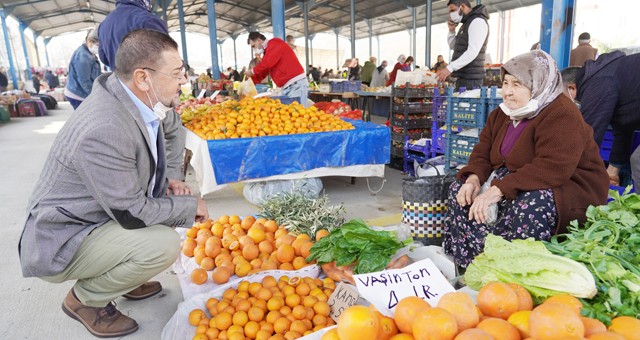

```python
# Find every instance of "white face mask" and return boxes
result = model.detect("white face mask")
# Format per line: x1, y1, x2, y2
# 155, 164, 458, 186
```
145, 74, 172, 120
499, 99, 539, 121
254, 47, 264, 55
89, 44, 99, 55
450, 8, 463, 23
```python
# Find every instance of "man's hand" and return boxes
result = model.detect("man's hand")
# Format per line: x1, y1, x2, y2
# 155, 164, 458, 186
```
468, 186, 503, 224
447, 19, 458, 32
195, 198, 209, 223
437, 68, 452, 82
456, 175, 481, 207
167, 179, 192, 196
607, 165, 621, 186
245, 68, 254, 77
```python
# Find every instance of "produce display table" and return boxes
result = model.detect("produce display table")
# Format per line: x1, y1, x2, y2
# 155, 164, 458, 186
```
185, 120, 391, 196
355, 91, 392, 121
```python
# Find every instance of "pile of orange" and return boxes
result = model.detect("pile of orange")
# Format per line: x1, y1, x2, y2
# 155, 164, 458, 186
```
183, 215, 317, 285
188, 275, 337, 340
184, 97, 354, 140
326, 282, 640, 340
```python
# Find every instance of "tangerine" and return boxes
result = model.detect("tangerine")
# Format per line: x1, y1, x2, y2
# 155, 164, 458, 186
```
453, 328, 495, 340
337, 305, 379, 340
212, 266, 232, 284
508, 283, 533, 311
189, 309, 207, 326
412, 307, 458, 340
477, 282, 519, 320
608, 315, 640, 339
581, 316, 607, 337
315, 229, 330, 241
507, 310, 531, 338
588, 331, 628, 340
182, 237, 197, 257
476, 317, 521, 340
543, 294, 583, 316
200, 256, 215, 271
191, 268, 208, 285
529, 302, 585, 339
437, 291, 480, 331
394, 296, 431, 333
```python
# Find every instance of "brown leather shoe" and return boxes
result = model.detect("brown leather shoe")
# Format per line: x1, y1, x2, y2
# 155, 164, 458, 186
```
122, 281, 162, 300
62, 289, 138, 338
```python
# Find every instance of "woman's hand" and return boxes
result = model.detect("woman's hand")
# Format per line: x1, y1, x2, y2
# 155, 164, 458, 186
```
457, 175, 481, 207
469, 186, 503, 224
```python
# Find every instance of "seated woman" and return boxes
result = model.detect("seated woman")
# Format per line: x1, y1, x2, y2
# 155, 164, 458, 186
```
444, 50, 609, 269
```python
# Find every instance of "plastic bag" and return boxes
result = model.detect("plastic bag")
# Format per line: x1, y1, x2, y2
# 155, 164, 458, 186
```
237, 78, 257, 99
480, 170, 499, 225
242, 178, 323, 205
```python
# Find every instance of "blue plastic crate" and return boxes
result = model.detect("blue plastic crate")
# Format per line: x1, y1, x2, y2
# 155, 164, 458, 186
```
432, 125, 447, 155
403, 136, 432, 175
445, 134, 479, 168
446, 87, 488, 129
432, 93, 447, 123
271, 96, 297, 105
486, 86, 502, 113
343, 80, 362, 92
330, 81, 344, 93
600, 130, 614, 161
255, 84, 271, 93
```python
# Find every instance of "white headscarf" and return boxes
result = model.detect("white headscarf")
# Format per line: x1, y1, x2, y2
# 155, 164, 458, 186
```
500, 50, 564, 121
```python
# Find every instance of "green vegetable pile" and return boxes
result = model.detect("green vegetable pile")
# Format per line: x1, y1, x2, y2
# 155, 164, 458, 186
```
306, 219, 411, 274
464, 234, 596, 301
259, 191, 345, 240
545, 188, 640, 324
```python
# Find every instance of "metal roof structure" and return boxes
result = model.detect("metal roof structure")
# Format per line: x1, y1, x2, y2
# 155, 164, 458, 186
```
2, 0, 541, 40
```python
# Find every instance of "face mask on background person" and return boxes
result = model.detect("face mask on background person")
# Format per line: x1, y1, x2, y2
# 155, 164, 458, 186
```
88, 44, 99, 55
253, 47, 264, 55
450, 7, 463, 23
145, 73, 172, 120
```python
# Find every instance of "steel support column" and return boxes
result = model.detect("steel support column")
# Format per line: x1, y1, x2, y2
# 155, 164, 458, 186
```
177, 0, 189, 66
207, 0, 220, 79
350, 0, 356, 58
303, 1, 310, 73
411, 7, 417, 64
425, 0, 432, 68
43, 37, 51, 67
333, 27, 341, 70
19, 22, 32, 80
367, 19, 373, 58
539, 0, 553, 52
477, 0, 481, 5
271, 0, 286, 41
161, 0, 168, 24
32, 32, 41, 67
499, 10, 505, 63
230, 34, 239, 70
0, 9, 19, 89
309, 34, 315, 66
376, 35, 380, 63
218, 39, 225, 69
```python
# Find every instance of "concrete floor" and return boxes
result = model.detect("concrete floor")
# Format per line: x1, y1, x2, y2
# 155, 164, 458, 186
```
0, 102, 405, 339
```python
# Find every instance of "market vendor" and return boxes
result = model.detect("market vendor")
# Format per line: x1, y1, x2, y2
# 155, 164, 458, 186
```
245, 32, 309, 107
444, 50, 609, 269
18, 30, 209, 338
561, 51, 640, 188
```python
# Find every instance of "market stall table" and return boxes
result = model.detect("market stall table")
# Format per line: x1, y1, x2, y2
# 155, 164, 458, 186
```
355, 91, 392, 121
185, 120, 391, 196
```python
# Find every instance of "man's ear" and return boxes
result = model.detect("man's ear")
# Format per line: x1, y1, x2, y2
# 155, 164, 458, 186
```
133, 69, 150, 92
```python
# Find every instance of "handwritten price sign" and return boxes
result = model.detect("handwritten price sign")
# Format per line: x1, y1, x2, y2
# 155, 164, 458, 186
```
354, 258, 455, 317
327, 282, 361, 321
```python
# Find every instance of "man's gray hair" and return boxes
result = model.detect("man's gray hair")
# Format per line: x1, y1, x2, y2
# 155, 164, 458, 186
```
115, 29, 178, 81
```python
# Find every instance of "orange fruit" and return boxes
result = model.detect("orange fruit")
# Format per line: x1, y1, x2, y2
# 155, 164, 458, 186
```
200, 256, 215, 271
244, 320, 260, 338
258, 241, 274, 254
312, 314, 328, 327
314, 301, 331, 317
437, 291, 480, 331
262, 275, 278, 288
375, 312, 399, 340
191, 268, 208, 285
235, 261, 253, 277
290, 319, 307, 333
279, 262, 294, 271
581, 316, 607, 337
189, 309, 207, 326
529, 302, 585, 339
394, 296, 431, 333
337, 305, 379, 340
454, 328, 495, 340
291, 305, 307, 320
186, 226, 199, 239
194, 246, 207, 265
608, 315, 640, 339
543, 294, 583, 316
589, 331, 628, 340
222, 234, 239, 249
182, 237, 197, 257
315, 229, 330, 241
266, 310, 283, 324
507, 310, 531, 338
192, 334, 208, 340
273, 317, 292, 334
242, 244, 260, 261
508, 283, 533, 311
205, 327, 220, 339
285, 294, 301, 308
476, 317, 521, 340
248, 225, 267, 244
212, 266, 232, 284
477, 282, 519, 320
321, 328, 340, 340
248, 306, 264, 322
292, 256, 308, 270
229, 215, 241, 225
205, 237, 222, 258
256, 287, 273, 301
241, 216, 256, 230
218, 215, 230, 225
267, 297, 285, 311
389, 335, 414, 340
264, 220, 279, 233
214, 311, 233, 331
412, 307, 458, 340
232, 310, 249, 327
211, 222, 225, 238
196, 229, 213, 246
199, 219, 213, 230
300, 242, 314, 258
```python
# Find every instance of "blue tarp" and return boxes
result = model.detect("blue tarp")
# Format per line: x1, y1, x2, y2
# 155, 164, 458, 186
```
207, 120, 391, 184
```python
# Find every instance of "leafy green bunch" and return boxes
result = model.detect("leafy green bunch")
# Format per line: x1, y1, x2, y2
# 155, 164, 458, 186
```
545, 188, 640, 324
306, 219, 412, 274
